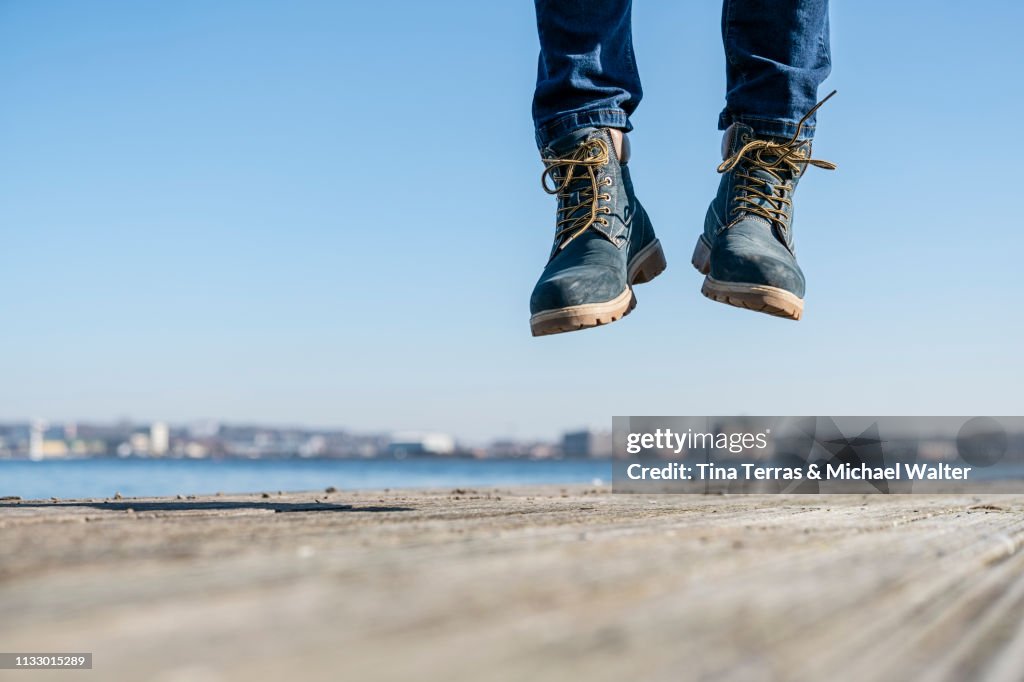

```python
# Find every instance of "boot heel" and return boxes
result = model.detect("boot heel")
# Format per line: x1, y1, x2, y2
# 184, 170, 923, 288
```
629, 239, 667, 285
691, 237, 711, 275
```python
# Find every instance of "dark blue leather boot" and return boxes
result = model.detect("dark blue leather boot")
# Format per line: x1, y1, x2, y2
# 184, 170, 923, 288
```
692, 93, 836, 320
530, 128, 666, 336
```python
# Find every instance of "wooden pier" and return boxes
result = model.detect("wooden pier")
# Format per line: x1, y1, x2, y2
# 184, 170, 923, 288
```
2, 486, 1023, 681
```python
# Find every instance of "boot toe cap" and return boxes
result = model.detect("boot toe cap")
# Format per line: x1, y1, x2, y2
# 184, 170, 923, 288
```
709, 228, 805, 298
530, 265, 627, 315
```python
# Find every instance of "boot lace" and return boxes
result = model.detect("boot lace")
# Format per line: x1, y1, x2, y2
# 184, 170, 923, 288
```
718, 90, 838, 233
540, 137, 613, 252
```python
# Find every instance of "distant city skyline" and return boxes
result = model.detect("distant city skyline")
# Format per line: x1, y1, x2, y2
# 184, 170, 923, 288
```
0, 418, 613, 460
0, 414, 611, 447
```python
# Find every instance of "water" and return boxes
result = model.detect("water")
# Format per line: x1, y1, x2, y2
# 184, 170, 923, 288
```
0, 458, 612, 500
5, 458, 1020, 500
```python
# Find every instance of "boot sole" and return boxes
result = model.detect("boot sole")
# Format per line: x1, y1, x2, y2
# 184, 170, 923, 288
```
691, 236, 803, 321
530, 239, 667, 337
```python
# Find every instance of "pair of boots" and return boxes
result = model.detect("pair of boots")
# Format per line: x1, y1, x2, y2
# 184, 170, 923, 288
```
529, 97, 836, 337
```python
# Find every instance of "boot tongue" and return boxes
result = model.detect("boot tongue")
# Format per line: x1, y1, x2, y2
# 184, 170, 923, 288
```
541, 127, 615, 254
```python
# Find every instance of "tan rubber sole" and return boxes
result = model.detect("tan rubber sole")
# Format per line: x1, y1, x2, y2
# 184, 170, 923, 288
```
530, 239, 666, 337
691, 237, 803, 321
701, 278, 804, 320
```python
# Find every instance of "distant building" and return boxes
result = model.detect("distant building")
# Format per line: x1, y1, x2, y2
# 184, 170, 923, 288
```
528, 443, 561, 459
183, 442, 209, 459
562, 429, 613, 458
299, 435, 327, 458
488, 439, 533, 458
151, 422, 170, 456
487, 439, 561, 459
39, 440, 70, 458
29, 420, 46, 460
386, 432, 456, 457
129, 432, 151, 455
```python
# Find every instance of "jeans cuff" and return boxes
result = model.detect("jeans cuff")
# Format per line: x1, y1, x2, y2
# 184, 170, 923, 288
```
718, 111, 817, 141
535, 108, 632, 148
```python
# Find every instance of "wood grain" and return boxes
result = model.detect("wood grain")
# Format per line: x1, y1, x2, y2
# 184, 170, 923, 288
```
1, 486, 1022, 682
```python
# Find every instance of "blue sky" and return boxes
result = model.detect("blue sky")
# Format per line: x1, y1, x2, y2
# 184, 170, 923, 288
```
2, 1, 1022, 442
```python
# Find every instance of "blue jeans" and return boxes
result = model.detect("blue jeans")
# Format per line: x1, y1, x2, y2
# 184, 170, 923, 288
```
532, 0, 831, 147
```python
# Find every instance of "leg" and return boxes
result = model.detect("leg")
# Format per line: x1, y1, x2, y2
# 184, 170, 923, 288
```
528, 0, 664, 336
533, 0, 642, 148
719, 0, 831, 140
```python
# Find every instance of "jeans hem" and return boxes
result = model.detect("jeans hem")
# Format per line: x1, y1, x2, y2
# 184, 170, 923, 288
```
718, 111, 817, 141
535, 108, 632, 148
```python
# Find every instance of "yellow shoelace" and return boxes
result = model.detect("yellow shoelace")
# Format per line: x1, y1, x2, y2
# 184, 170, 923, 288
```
541, 137, 613, 252
718, 90, 838, 232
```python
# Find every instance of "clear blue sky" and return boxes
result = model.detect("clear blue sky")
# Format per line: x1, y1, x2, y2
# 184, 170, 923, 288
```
2, 1, 1022, 442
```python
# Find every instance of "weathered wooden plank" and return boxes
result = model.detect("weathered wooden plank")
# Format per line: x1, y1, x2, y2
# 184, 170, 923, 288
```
1, 487, 1022, 681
